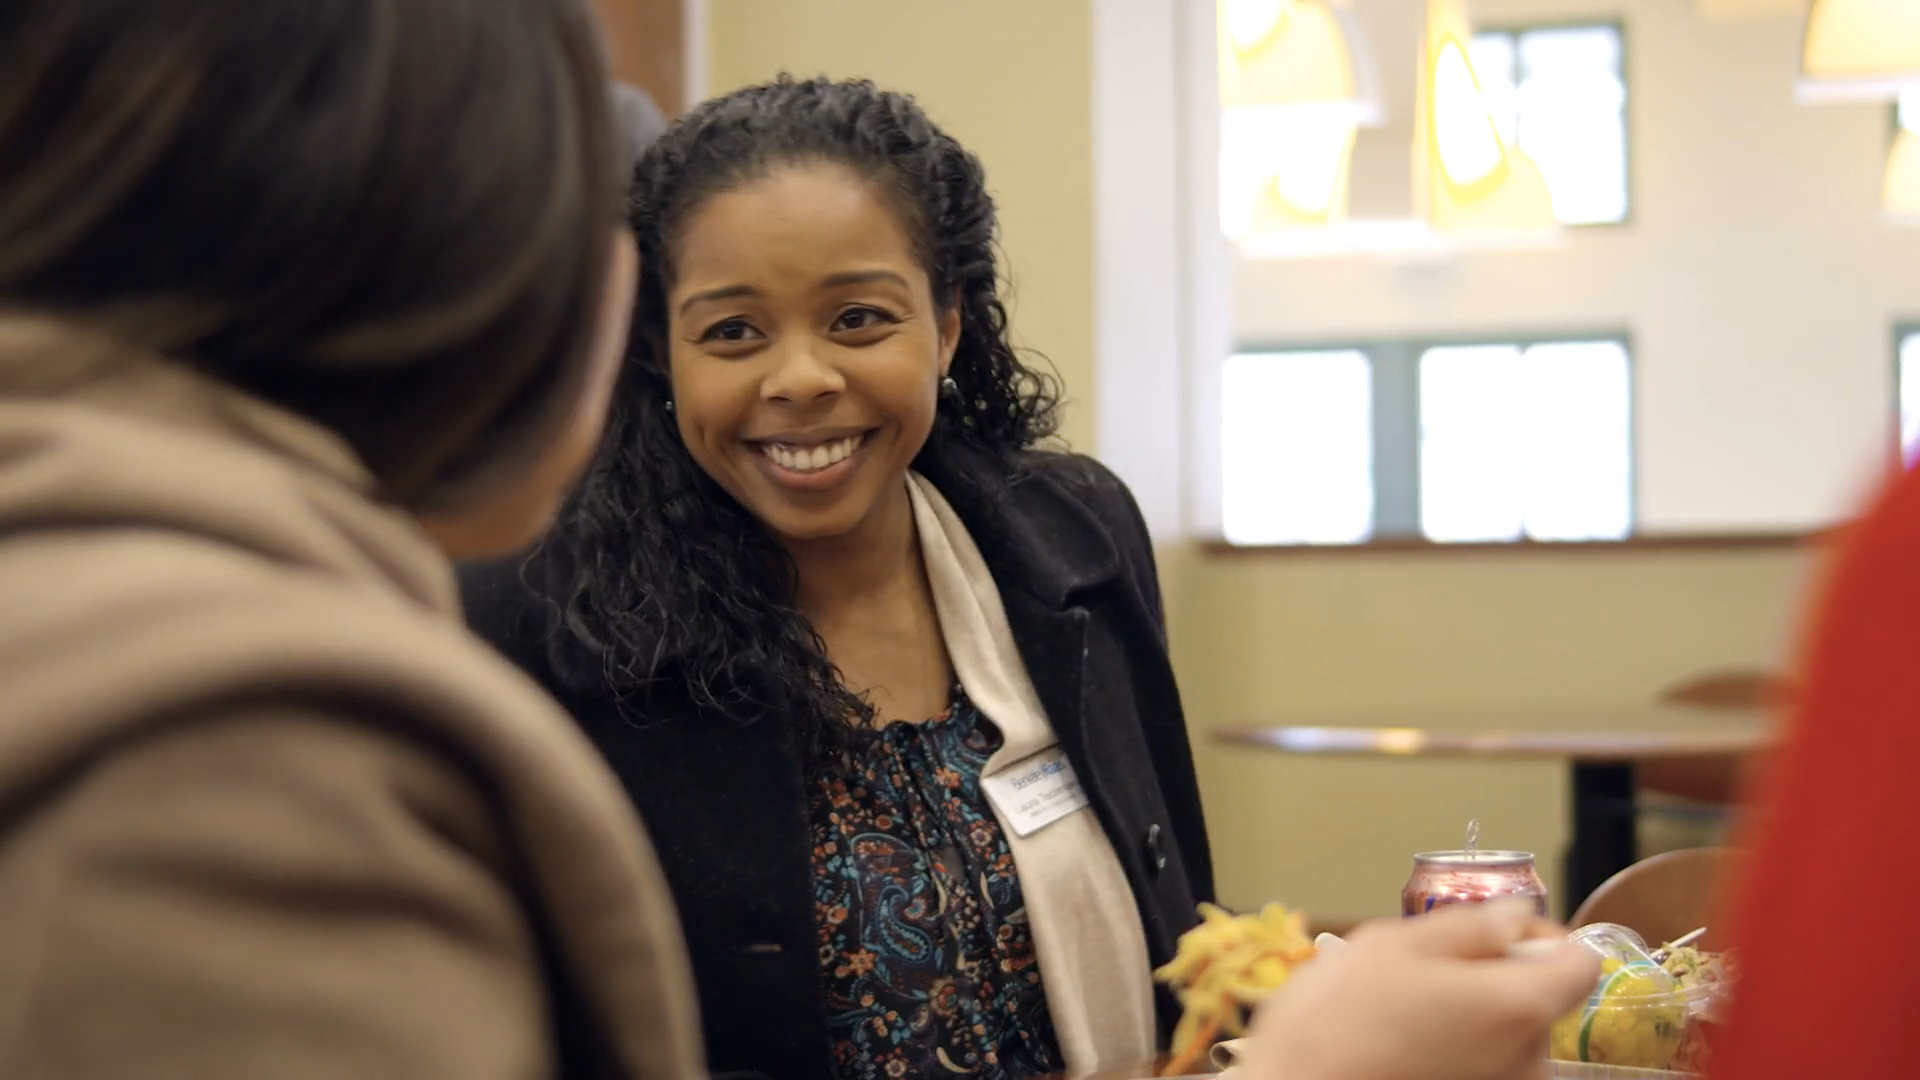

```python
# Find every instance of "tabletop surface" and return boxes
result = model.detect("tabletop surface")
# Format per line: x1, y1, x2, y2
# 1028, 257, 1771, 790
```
1214, 703, 1772, 762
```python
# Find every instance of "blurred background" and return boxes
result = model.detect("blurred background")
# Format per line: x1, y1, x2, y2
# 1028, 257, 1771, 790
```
597, 0, 1917, 926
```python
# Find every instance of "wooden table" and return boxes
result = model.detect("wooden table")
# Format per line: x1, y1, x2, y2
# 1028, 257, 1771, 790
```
1214, 704, 1773, 918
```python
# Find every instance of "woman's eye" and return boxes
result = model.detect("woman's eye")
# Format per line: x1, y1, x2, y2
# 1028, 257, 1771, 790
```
831, 306, 895, 333
699, 317, 761, 344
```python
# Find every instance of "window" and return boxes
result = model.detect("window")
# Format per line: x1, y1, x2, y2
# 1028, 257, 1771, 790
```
1222, 337, 1633, 545
1900, 328, 1920, 465
1223, 350, 1374, 544
1471, 24, 1629, 226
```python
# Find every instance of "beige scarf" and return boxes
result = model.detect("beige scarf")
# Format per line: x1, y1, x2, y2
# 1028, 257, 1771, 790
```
907, 473, 1156, 1076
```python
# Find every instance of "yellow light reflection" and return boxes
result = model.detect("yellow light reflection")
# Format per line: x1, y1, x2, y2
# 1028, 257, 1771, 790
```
1218, 0, 1358, 111
1222, 0, 1285, 55
1221, 105, 1358, 236
1801, 0, 1920, 97
1414, 0, 1556, 236
1431, 39, 1505, 196
1375, 728, 1429, 754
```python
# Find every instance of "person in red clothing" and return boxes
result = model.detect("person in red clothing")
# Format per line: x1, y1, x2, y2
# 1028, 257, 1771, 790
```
1709, 462, 1920, 1080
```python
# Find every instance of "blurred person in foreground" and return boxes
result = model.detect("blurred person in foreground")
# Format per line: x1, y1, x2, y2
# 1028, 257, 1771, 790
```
1705, 457, 1920, 1080
0, 2, 705, 1076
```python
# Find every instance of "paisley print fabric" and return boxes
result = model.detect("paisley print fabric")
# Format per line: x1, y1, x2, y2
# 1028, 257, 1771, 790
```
810, 687, 1063, 1080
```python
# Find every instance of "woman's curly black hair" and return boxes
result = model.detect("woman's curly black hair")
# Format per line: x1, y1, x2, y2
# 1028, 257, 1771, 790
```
528, 75, 1062, 756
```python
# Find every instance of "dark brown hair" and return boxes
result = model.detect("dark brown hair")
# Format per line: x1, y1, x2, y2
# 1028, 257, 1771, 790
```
529, 77, 1062, 755
0, 0, 623, 512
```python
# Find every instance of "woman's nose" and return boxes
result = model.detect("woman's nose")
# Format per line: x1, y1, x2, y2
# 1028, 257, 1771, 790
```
761, 339, 845, 406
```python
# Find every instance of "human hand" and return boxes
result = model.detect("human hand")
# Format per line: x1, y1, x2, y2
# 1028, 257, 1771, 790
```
1235, 898, 1599, 1080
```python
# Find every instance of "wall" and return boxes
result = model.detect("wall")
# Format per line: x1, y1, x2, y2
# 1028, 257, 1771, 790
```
705, 0, 1096, 451
1173, 543, 1812, 919
595, 0, 686, 116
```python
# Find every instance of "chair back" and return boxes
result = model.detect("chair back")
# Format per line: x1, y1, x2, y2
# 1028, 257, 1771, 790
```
1570, 846, 1738, 952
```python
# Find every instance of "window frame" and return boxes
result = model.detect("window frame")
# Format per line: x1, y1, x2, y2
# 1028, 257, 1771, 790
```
1223, 329, 1639, 547
1895, 322, 1920, 464
1471, 16, 1635, 230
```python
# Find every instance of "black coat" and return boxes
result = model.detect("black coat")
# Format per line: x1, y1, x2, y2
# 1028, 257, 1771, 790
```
460, 449, 1213, 1080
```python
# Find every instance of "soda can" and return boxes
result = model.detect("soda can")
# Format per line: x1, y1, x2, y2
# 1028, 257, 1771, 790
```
1401, 850, 1549, 917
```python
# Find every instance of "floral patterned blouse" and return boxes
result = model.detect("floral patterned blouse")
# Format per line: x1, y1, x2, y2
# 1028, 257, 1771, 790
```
808, 685, 1065, 1080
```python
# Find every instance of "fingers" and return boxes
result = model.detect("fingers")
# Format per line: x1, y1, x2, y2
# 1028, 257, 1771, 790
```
1441, 939, 1601, 1032
1366, 896, 1545, 960
1497, 939, 1602, 1016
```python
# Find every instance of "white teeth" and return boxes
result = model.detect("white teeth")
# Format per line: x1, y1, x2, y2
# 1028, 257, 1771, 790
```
763, 435, 861, 474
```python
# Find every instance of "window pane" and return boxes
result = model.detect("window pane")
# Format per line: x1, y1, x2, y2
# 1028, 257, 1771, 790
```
1517, 341, 1633, 541
1901, 89, 1920, 135
1420, 341, 1633, 542
1222, 351, 1374, 544
1902, 333, 1920, 465
1420, 345, 1527, 542
1515, 26, 1628, 225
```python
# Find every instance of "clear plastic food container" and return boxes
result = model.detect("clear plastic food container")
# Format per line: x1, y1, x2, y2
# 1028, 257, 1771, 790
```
1550, 924, 1728, 1073
1549, 1064, 1693, 1079
1550, 979, 1718, 1071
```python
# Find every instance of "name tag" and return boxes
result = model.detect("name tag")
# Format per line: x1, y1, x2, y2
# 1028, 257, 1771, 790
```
982, 746, 1091, 837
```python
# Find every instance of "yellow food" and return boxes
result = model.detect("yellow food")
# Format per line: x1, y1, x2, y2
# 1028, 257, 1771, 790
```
1550, 955, 1692, 1069
1153, 903, 1316, 1076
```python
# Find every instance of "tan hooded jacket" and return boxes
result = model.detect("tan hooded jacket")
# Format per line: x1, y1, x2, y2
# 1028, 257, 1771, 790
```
0, 317, 706, 1079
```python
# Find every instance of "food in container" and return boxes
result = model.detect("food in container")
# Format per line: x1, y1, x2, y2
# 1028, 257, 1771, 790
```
1550, 925, 1731, 1072
1402, 849, 1550, 917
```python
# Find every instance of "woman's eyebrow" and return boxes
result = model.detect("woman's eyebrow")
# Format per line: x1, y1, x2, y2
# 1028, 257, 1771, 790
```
819, 270, 910, 290
678, 283, 757, 316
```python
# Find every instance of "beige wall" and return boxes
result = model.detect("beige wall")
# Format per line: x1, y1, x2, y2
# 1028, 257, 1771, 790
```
706, 0, 1826, 926
1169, 542, 1813, 920
706, 0, 1096, 451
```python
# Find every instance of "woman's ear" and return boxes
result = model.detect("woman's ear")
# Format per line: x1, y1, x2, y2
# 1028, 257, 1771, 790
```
938, 298, 962, 377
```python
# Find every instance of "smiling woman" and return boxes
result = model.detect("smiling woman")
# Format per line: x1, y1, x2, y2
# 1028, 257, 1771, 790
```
667, 166, 957, 548
461, 76, 1214, 1080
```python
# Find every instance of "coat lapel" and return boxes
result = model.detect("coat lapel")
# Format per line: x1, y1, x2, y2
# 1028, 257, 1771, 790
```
924, 445, 1122, 782
1001, 593, 1091, 763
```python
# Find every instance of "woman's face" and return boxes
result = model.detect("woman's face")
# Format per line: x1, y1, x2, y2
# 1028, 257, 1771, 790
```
664, 162, 959, 545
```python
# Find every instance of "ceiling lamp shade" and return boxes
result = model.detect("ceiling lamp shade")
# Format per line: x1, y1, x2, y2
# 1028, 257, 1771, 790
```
1797, 0, 1920, 103
1220, 107, 1358, 236
1216, 0, 1379, 238
1413, 0, 1556, 235
1218, 0, 1382, 123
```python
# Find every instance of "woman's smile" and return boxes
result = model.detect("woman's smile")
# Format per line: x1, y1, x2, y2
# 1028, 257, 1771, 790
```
747, 428, 880, 493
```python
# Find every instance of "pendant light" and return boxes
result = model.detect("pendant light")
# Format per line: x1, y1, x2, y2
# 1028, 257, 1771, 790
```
1413, 0, 1556, 235
1217, 0, 1379, 235
1797, 0, 1920, 103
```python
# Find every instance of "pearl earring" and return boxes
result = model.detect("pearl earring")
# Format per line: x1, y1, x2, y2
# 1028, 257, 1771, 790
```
939, 375, 960, 400
664, 399, 675, 414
